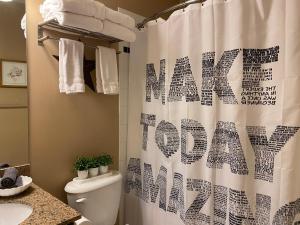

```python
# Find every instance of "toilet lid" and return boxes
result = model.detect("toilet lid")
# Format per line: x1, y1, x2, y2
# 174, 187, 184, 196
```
64, 171, 122, 194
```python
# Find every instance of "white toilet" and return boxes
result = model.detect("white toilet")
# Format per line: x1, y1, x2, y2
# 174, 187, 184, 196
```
65, 171, 122, 225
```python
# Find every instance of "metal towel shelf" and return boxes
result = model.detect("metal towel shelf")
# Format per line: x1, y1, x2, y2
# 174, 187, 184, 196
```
37, 19, 123, 93
38, 19, 122, 46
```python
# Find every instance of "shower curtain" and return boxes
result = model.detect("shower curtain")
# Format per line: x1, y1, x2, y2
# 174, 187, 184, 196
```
125, 0, 300, 224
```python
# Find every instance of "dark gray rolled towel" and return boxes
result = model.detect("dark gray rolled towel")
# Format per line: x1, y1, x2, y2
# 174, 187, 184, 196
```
0, 163, 9, 169
15, 176, 23, 187
0, 176, 23, 189
1, 167, 19, 188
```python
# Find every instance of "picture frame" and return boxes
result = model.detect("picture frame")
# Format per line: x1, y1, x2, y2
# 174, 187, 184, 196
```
0, 59, 27, 87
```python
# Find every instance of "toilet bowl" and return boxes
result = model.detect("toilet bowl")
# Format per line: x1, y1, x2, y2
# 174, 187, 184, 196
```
65, 171, 122, 225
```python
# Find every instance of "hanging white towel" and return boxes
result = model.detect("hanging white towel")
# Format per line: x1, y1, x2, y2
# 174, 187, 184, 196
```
96, 46, 119, 95
40, 0, 105, 20
59, 38, 85, 94
41, 12, 104, 33
104, 7, 135, 30
102, 20, 136, 43
95, 49, 104, 93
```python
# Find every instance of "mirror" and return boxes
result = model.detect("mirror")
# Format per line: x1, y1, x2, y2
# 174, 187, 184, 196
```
0, 0, 28, 166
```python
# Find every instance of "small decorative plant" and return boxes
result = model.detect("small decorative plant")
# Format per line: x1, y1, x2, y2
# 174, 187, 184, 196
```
98, 154, 113, 174
74, 157, 89, 179
88, 157, 100, 169
74, 157, 89, 171
98, 154, 113, 166
87, 157, 99, 177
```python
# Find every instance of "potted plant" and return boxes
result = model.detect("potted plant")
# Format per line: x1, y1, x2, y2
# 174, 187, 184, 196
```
98, 154, 113, 174
74, 157, 89, 180
88, 157, 99, 177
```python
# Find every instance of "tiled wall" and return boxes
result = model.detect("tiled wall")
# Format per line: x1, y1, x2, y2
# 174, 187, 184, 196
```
118, 8, 144, 225
118, 40, 130, 177
117, 10, 131, 225
118, 41, 130, 225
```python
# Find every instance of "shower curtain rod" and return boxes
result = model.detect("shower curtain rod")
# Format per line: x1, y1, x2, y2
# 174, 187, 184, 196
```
136, 0, 206, 29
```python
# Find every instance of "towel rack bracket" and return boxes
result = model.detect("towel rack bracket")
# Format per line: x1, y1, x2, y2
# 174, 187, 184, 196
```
38, 25, 46, 46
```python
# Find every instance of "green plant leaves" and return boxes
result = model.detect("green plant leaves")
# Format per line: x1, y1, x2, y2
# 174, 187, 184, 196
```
97, 154, 113, 166
74, 157, 89, 171
74, 154, 113, 171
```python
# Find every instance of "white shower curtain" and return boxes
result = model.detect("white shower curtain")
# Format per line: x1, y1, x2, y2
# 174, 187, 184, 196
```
125, 0, 300, 224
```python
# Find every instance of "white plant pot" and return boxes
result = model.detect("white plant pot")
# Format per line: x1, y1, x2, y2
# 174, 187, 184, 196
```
77, 170, 88, 180
88, 167, 99, 177
99, 166, 109, 174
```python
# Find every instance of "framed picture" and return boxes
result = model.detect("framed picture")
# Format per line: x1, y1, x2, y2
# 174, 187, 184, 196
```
0, 60, 27, 87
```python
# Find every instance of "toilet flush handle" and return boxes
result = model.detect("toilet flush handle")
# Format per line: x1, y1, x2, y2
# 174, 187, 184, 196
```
76, 198, 87, 203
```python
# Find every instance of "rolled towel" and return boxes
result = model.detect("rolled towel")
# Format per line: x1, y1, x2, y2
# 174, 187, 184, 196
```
42, 12, 104, 33
0, 163, 9, 169
0, 176, 23, 189
21, 14, 26, 38
40, 0, 105, 20
15, 176, 23, 187
104, 7, 135, 30
102, 20, 136, 43
1, 167, 19, 189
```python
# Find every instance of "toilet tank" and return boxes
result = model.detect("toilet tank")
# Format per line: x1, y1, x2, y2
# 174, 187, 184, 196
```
65, 171, 122, 225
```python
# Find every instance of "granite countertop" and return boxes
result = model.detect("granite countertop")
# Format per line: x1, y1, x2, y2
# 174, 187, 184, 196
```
0, 183, 81, 225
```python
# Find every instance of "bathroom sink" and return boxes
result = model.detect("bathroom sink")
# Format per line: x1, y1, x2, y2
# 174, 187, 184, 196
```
0, 203, 33, 225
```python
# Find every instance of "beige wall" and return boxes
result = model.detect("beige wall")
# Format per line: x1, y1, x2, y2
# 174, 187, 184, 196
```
0, 2, 28, 166
0, 2, 26, 61
26, 0, 178, 201
117, 0, 181, 18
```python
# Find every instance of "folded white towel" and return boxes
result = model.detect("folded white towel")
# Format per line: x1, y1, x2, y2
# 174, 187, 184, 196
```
59, 38, 85, 94
94, 1, 106, 20
40, 0, 105, 20
102, 20, 136, 43
104, 7, 135, 30
42, 11, 104, 33
39, 1, 136, 42
96, 46, 119, 95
